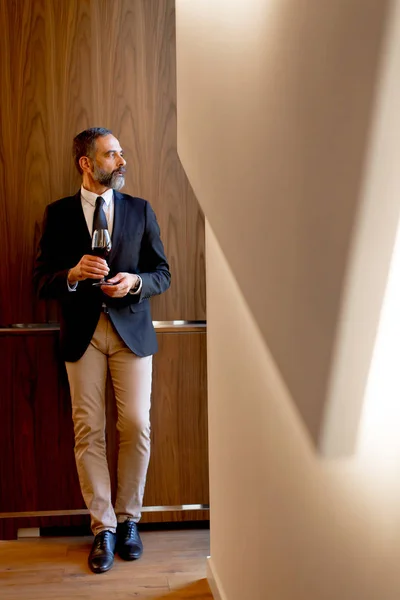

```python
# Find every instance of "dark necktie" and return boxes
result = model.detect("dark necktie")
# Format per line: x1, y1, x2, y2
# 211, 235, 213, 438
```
92, 196, 108, 232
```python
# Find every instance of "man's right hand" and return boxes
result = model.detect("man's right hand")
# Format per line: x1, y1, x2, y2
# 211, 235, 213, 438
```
68, 255, 110, 284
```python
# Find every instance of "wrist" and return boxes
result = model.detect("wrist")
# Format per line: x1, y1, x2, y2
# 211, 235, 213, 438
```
68, 268, 78, 284
130, 275, 140, 291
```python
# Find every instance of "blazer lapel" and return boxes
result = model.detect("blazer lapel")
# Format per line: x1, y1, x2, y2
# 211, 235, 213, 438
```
109, 191, 126, 265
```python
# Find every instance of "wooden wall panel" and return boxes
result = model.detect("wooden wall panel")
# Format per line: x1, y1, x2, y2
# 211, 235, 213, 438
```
0, 329, 209, 538
0, 0, 205, 325
145, 332, 209, 507
0, 334, 83, 514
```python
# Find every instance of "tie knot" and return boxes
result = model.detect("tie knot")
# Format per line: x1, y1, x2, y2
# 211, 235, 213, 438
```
96, 196, 105, 208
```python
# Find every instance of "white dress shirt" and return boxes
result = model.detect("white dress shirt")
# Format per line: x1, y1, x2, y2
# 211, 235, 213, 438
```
68, 186, 141, 294
81, 185, 114, 234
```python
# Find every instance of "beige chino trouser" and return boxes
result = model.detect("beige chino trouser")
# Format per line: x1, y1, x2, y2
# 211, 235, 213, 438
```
65, 312, 152, 536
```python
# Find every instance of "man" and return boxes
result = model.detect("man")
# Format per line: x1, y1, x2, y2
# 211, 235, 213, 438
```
34, 127, 171, 574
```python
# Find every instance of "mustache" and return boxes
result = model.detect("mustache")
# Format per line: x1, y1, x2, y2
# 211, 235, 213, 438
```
114, 167, 126, 175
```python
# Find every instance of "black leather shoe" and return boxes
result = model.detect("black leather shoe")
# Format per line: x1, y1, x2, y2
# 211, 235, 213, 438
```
88, 530, 117, 574
117, 520, 143, 560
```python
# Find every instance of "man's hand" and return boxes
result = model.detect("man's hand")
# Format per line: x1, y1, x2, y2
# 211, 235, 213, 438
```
101, 272, 139, 298
68, 255, 109, 284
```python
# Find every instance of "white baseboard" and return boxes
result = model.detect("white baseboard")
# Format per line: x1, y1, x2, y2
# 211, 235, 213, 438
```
207, 556, 227, 600
17, 528, 40, 538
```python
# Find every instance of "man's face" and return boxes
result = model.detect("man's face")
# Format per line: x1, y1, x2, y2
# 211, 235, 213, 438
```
91, 134, 126, 191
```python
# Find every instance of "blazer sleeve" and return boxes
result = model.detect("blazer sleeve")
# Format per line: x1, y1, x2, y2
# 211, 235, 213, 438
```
33, 204, 71, 300
136, 201, 171, 302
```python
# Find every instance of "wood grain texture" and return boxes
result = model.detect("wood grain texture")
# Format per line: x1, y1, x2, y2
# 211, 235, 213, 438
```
0, 530, 212, 599
146, 333, 209, 507
105, 332, 209, 511
0, 0, 205, 325
0, 330, 209, 538
0, 335, 82, 515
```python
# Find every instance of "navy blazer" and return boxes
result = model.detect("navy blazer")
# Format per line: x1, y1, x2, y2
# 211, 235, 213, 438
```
34, 190, 171, 362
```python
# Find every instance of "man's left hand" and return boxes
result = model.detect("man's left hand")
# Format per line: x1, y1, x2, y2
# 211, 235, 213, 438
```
101, 272, 139, 298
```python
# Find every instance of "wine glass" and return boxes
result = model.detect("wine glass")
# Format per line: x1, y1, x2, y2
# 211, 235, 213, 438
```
92, 228, 112, 285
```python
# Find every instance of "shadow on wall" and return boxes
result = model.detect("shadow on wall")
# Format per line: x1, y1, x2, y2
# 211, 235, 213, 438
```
176, 0, 400, 455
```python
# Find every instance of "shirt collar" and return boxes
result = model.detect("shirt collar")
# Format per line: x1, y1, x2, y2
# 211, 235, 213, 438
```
81, 185, 114, 207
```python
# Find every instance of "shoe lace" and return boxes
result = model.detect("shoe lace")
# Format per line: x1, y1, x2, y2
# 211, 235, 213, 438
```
126, 521, 137, 535
96, 530, 113, 550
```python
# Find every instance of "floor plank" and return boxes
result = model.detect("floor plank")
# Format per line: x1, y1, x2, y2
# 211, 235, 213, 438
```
0, 530, 212, 600
157, 579, 213, 599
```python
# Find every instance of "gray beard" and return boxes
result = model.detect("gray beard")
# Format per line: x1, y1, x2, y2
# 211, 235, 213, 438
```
93, 164, 125, 191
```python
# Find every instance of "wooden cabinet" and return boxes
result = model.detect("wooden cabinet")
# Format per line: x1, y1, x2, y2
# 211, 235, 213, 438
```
0, 324, 208, 539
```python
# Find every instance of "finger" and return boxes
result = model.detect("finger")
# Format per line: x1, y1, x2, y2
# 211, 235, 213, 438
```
84, 257, 108, 268
100, 285, 114, 296
84, 268, 109, 277
84, 271, 110, 280
108, 273, 125, 284
85, 265, 109, 272
101, 284, 130, 297
101, 286, 124, 297
106, 277, 124, 285
86, 274, 108, 280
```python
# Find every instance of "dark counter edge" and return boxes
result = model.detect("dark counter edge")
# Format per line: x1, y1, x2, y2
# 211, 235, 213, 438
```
0, 321, 207, 335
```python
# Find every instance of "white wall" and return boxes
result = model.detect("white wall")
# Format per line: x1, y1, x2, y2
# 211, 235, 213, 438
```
176, 0, 400, 598
176, 0, 391, 446
205, 221, 400, 599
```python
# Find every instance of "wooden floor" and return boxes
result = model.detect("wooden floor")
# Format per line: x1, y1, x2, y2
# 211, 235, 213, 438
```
0, 529, 213, 599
